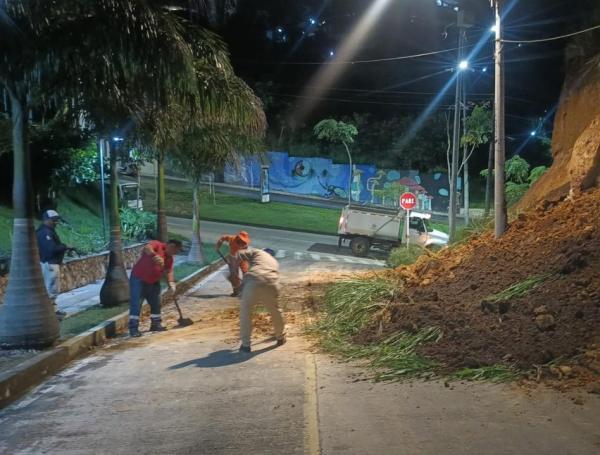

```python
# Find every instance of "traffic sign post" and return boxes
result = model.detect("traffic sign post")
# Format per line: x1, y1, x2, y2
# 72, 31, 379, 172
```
399, 192, 417, 249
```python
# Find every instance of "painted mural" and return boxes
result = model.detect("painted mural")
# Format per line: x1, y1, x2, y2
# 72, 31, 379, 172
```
223, 151, 461, 212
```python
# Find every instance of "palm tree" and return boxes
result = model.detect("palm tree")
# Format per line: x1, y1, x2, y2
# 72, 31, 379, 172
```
137, 27, 266, 247
0, 1, 198, 347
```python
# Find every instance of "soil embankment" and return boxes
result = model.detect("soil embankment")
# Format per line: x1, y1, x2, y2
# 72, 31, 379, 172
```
378, 188, 599, 378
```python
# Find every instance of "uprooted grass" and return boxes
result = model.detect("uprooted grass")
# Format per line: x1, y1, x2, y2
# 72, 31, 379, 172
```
448, 365, 521, 382
308, 276, 525, 383
307, 277, 441, 380
483, 273, 552, 304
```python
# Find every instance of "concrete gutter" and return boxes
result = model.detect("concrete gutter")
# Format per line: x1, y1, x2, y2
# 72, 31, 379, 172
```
0, 258, 224, 409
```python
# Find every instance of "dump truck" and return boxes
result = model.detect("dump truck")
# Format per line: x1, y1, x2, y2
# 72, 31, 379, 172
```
337, 205, 449, 257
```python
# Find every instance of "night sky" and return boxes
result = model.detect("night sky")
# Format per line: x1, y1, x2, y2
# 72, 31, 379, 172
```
221, 0, 596, 159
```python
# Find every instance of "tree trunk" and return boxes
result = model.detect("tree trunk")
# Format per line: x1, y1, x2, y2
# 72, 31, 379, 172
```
99, 140, 129, 307
156, 150, 168, 242
187, 183, 205, 264
463, 155, 470, 226
484, 140, 494, 217
0, 90, 59, 348
343, 142, 352, 206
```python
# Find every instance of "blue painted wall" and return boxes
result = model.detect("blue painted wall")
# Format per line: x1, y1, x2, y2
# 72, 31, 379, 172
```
223, 151, 461, 212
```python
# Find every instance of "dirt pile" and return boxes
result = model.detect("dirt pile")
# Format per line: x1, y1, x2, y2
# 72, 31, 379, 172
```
374, 188, 599, 376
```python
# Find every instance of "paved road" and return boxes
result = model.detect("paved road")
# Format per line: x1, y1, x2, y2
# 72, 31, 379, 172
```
1, 256, 599, 454
167, 216, 388, 261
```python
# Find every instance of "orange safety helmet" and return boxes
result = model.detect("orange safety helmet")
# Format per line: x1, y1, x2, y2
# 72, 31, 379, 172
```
236, 231, 250, 247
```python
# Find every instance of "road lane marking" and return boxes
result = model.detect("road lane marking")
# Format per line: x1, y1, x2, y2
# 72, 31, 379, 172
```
304, 354, 321, 455
275, 250, 287, 259
309, 253, 321, 261
294, 252, 304, 260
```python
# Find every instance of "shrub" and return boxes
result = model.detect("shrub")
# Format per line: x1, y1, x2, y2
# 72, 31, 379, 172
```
387, 244, 425, 267
120, 208, 156, 241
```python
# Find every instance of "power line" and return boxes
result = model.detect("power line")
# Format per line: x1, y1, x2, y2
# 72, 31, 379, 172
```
502, 23, 600, 44
270, 82, 494, 97
239, 44, 478, 66
268, 92, 455, 108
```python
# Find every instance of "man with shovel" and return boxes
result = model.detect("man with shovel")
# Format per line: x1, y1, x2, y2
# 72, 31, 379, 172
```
215, 231, 250, 297
128, 239, 182, 337
236, 247, 285, 353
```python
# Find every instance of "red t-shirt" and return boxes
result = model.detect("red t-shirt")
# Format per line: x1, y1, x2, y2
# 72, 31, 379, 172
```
132, 241, 174, 284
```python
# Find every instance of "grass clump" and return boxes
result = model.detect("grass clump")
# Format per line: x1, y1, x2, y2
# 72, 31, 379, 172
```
386, 244, 425, 268
484, 274, 551, 303
369, 328, 442, 381
448, 365, 521, 382
309, 277, 442, 380
315, 278, 396, 337
452, 216, 492, 245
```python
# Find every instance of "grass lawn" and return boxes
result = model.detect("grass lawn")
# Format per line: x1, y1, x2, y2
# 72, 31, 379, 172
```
60, 303, 128, 339
0, 196, 106, 257
141, 182, 340, 235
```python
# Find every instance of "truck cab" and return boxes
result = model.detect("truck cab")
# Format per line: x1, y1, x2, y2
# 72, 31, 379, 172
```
337, 205, 449, 257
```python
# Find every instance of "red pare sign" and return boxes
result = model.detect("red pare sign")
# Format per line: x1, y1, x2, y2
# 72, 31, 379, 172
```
399, 192, 417, 210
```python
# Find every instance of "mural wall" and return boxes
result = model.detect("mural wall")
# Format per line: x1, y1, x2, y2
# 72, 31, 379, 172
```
223, 151, 461, 212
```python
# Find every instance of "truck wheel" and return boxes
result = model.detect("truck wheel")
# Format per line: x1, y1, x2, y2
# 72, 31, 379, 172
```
350, 237, 370, 257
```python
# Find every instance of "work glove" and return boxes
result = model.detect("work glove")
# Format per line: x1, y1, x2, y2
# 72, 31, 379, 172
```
152, 254, 165, 267
168, 282, 176, 293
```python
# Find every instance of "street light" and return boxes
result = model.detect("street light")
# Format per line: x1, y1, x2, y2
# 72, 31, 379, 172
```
530, 131, 537, 136
458, 59, 469, 70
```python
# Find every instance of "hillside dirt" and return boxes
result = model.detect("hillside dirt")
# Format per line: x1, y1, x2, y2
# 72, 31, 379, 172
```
361, 187, 600, 387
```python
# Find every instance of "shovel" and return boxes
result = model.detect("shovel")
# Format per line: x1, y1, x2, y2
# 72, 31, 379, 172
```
217, 249, 228, 264
173, 294, 194, 327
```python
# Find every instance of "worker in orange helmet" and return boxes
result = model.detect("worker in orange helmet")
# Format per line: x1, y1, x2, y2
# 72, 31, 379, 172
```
215, 231, 250, 297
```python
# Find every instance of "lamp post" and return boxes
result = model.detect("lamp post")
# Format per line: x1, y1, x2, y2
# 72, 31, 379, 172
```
448, 10, 466, 241
99, 139, 108, 241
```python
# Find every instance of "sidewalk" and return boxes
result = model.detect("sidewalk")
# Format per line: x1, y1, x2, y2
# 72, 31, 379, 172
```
0, 257, 224, 408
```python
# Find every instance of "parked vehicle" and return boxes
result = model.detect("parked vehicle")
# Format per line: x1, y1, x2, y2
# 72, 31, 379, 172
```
104, 181, 144, 210
337, 205, 449, 257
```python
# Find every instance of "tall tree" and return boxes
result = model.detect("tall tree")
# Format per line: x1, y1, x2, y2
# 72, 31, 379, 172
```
134, 24, 266, 244
313, 119, 358, 206
460, 104, 492, 224
0, 1, 198, 346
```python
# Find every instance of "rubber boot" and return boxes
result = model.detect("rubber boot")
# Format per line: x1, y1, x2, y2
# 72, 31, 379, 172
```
150, 318, 167, 332
129, 319, 142, 337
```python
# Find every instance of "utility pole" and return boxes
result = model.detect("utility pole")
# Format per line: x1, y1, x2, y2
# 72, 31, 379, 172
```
448, 10, 465, 241
492, 0, 507, 236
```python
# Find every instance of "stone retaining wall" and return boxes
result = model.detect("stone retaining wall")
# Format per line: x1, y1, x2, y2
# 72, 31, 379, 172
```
0, 244, 145, 302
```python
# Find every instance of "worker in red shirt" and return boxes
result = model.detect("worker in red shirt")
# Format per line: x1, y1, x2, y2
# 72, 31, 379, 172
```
215, 231, 250, 297
128, 239, 183, 337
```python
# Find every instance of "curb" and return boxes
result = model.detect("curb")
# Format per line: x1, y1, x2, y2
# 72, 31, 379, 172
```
0, 258, 224, 409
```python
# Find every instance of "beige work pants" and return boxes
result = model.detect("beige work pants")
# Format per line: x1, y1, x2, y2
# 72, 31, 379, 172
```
240, 279, 285, 347
40, 262, 61, 307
